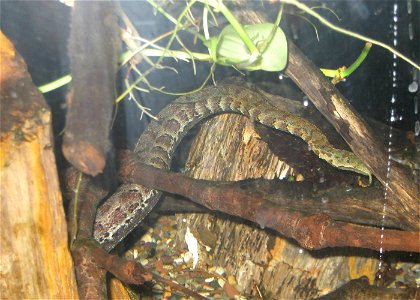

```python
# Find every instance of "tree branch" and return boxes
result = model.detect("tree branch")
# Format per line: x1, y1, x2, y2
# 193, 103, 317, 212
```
284, 40, 419, 230
64, 167, 206, 299
118, 151, 419, 252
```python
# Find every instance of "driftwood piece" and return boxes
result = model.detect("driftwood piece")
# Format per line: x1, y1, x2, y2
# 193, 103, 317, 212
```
63, 167, 206, 299
314, 276, 418, 300
285, 40, 419, 230
63, 167, 153, 299
63, 1, 120, 176
64, 168, 111, 298
0, 32, 78, 299
172, 113, 380, 299
147, 0, 418, 229
118, 151, 419, 252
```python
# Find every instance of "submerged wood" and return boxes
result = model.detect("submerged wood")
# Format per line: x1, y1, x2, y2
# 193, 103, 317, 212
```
314, 276, 418, 300
285, 40, 419, 230
63, 1, 120, 176
64, 167, 206, 299
175, 112, 379, 299
118, 150, 419, 253
64, 167, 111, 298
0, 32, 78, 299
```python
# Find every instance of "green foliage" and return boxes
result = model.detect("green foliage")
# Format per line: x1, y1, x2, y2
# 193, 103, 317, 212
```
205, 23, 288, 72
37, 0, 418, 99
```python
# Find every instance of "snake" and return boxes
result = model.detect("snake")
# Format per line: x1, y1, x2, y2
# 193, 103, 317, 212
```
94, 84, 371, 251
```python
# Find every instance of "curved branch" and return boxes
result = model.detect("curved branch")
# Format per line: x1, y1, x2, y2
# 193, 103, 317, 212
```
117, 151, 419, 253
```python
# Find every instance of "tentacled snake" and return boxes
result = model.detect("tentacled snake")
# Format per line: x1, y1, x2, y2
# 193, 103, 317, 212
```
94, 84, 371, 251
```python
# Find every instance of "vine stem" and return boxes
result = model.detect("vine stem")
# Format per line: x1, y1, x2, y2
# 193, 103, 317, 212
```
281, 0, 420, 70
38, 75, 72, 93
116, 0, 199, 103
202, 0, 260, 61
321, 42, 372, 79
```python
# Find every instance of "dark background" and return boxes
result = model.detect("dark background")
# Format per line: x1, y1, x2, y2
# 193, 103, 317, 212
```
1, 0, 418, 149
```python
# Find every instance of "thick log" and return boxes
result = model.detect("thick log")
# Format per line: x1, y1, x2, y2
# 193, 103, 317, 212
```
0, 32, 78, 299
63, 1, 120, 176
173, 113, 380, 299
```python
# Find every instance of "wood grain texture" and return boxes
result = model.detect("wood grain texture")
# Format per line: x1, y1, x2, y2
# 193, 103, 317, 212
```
285, 40, 419, 230
63, 0, 120, 176
0, 32, 78, 299
175, 112, 379, 299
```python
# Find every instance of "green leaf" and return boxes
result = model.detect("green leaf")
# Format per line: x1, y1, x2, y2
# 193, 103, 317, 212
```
207, 23, 288, 72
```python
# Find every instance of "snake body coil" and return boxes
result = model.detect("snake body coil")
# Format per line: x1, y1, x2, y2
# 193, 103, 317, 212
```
94, 84, 371, 251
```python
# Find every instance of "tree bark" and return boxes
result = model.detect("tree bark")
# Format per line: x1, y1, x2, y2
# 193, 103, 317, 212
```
173, 113, 380, 299
63, 1, 120, 176
285, 40, 419, 230
0, 32, 78, 299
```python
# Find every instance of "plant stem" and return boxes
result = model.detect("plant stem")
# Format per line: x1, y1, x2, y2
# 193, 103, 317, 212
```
203, 0, 259, 58
116, 0, 199, 103
341, 42, 372, 77
146, 0, 206, 43
281, 0, 419, 70
38, 75, 72, 93
321, 42, 372, 79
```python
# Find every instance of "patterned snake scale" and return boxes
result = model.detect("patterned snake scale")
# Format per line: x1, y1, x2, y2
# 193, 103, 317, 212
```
94, 84, 371, 251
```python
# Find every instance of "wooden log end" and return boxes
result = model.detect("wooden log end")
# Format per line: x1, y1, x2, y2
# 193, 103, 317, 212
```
63, 136, 106, 176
